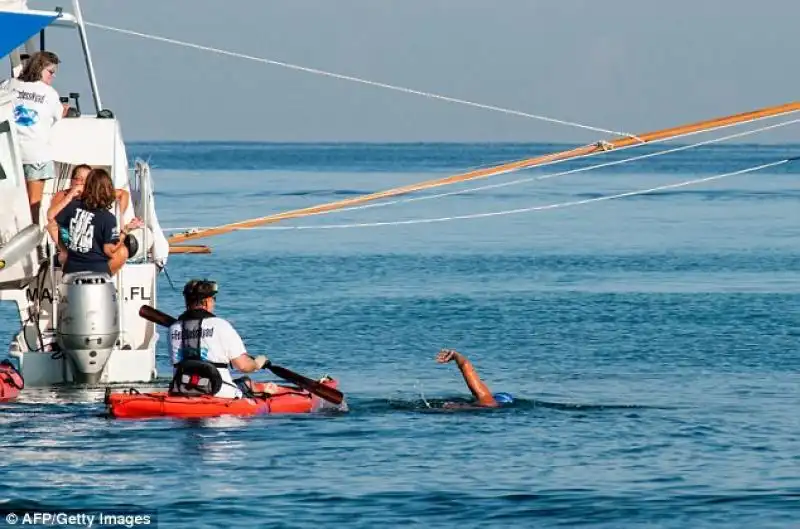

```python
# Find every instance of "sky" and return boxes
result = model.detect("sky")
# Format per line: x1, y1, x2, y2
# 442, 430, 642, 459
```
22, 0, 800, 143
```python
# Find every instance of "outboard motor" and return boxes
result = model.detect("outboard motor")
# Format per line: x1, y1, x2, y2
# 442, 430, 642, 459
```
56, 272, 120, 384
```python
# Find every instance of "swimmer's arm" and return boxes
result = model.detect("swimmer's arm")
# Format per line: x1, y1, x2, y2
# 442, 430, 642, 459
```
441, 350, 498, 407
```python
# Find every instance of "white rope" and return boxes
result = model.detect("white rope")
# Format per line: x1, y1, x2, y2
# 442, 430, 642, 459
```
170, 158, 795, 231
84, 21, 640, 140
163, 115, 800, 233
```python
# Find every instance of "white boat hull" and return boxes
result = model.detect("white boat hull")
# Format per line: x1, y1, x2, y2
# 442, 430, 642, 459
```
1, 9, 169, 389
4, 263, 160, 386
9, 346, 157, 386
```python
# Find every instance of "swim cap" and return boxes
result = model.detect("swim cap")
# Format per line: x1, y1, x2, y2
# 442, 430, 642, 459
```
493, 392, 514, 404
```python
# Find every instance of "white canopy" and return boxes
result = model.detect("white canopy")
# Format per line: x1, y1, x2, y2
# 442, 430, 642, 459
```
49, 116, 130, 188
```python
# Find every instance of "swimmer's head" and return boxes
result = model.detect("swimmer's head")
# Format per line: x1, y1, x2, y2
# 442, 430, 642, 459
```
493, 392, 514, 405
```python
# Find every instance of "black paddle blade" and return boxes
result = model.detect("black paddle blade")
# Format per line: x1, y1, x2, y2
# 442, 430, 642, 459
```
267, 364, 344, 405
139, 304, 177, 327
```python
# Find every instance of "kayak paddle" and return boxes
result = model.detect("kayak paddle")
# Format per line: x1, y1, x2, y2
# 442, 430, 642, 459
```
138, 304, 344, 405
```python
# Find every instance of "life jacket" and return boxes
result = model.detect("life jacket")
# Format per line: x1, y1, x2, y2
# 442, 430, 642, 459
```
168, 308, 229, 397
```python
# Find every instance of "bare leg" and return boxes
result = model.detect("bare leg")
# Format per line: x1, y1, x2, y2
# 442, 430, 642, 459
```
26, 180, 45, 225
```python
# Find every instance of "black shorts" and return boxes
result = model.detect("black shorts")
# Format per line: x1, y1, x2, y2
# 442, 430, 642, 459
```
62, 258, 111, 276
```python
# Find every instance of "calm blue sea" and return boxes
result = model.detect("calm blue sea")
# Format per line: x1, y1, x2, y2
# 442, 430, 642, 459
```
1, 142, 799, 528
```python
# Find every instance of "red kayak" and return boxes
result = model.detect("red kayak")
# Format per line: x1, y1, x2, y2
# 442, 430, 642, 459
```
105, 378, 341, 419
0, 360, 24, 402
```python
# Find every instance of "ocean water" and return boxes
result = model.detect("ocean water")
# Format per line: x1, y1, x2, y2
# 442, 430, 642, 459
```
1, 142, 799, 528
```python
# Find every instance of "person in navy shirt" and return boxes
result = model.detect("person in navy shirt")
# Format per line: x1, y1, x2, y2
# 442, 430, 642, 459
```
47, 168, 142, 276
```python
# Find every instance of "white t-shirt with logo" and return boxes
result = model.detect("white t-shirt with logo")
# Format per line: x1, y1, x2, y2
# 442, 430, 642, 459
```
168, 316, 249, 398
9, 78, 62, 164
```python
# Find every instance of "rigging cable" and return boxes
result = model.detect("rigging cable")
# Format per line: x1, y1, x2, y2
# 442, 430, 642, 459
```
84, 21, 640, 140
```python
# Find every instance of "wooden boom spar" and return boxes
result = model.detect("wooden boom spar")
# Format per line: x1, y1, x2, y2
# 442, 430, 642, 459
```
167, 100, 800, 251
168, 245, 212, 254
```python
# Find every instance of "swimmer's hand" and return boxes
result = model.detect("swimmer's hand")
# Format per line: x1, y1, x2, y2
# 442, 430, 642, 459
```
436, 348, 463, 364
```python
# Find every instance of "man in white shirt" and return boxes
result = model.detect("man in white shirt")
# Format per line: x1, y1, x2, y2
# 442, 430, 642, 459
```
168, 279, 273, 398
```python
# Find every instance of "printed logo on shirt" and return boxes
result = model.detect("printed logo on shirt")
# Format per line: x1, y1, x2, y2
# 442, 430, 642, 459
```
68, 208, 96, 253
170, 328, 215, 340
15, 89, 46, 104
13, 104, 39, 127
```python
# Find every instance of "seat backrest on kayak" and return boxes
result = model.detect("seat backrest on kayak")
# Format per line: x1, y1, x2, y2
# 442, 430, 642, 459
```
168, 358, 223, 396
168, 310, 227, 397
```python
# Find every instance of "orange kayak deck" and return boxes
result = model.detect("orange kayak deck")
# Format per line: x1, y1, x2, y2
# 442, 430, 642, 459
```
105, 379, 342, 419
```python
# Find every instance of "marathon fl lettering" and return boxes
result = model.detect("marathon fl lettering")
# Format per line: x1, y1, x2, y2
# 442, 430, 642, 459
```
26, 286, 53, 304
24, 286, 150, 304
129, 286, 151, 301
